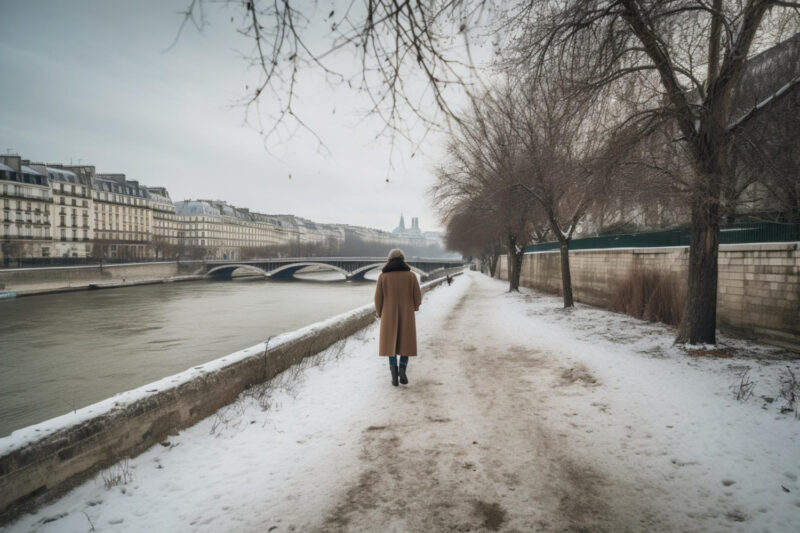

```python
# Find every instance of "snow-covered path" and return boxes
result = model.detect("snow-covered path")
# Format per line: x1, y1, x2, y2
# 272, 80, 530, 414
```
4, 272, 799, 532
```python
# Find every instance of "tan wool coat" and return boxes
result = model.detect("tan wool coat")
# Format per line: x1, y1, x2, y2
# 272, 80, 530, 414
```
374, 270, 422, 356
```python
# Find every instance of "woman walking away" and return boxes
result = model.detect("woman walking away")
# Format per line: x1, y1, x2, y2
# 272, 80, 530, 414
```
374, 249, 422, 386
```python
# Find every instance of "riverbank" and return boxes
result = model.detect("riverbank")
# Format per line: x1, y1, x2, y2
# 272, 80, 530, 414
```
0, 276, 453, 523
0, 275, 380, 438
3, 271, 798, 532
0, 262, 207, 297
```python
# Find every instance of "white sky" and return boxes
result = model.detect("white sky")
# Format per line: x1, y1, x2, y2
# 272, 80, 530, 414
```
0, 1, 488, 232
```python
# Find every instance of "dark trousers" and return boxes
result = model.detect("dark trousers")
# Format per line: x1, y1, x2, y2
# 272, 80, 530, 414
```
389, 356, 409, 367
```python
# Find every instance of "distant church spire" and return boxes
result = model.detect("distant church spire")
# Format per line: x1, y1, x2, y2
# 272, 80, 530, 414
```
393, 213, 423, 236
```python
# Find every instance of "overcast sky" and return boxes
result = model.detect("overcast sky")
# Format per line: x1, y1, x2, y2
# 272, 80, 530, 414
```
0, 1, 483, 233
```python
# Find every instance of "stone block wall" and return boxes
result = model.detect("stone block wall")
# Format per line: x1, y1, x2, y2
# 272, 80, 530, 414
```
496, 243, 799, 349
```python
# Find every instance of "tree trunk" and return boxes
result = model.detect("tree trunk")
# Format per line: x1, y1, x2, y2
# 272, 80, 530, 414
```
489, 252, 500, 278
676, 187, 721, 344
559, 240, 574, 307
506, 233, 523, 292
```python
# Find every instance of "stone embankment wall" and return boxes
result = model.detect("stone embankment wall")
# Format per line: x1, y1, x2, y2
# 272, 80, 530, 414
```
496, 243, 800, 349
0, 261, 206, 295
0, 276, 454, 523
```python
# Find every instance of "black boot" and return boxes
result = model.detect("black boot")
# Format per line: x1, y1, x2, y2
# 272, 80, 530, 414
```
390, 366, 399, 387
398, 365, 408, 385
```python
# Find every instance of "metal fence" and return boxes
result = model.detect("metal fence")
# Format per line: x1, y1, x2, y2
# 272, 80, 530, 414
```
523, 222, 800, 253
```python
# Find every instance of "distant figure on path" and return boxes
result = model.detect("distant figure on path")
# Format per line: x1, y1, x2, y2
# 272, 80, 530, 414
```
374, 249, 422, 387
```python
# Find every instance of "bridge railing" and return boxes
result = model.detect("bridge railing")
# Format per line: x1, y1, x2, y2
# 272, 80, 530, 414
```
205, 256, 465, 264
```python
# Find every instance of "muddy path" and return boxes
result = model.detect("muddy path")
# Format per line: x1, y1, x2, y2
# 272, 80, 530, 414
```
315, 276, 674, 532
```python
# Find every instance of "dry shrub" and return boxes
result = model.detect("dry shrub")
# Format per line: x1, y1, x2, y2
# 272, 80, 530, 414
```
101, 459, 133, 489
730, 368, 756, 401
611, 269, 684, 326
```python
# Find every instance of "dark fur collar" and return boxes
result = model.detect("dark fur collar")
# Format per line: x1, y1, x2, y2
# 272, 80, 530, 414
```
382, 257, 411, 273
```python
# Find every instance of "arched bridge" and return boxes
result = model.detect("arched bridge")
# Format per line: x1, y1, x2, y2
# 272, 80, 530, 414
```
203, 257, 465, 281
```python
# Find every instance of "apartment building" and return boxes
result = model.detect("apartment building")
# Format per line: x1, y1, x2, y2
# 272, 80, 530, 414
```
146, 186, 180, 249
92, 174, 152, 259
175, 200, 299, 260
43, 165, 94, 258
1, 154, 445, 262
0, 155, 53, 260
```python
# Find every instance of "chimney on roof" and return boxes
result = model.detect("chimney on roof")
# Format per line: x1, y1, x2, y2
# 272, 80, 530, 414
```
0, 155, 22, 171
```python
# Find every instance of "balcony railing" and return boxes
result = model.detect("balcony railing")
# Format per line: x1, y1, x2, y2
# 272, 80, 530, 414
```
0, 190, 53, 202
0, 235, 52, 241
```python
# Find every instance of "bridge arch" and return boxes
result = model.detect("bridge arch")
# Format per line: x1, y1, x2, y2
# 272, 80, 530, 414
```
347, 263, 427, 281
267, 262, 350, 280
346, 263, 384, 281
206, 264, 270, 280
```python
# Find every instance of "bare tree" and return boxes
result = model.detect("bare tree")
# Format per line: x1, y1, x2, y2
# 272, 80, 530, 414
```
444, 205, 504, 275
176, 0, 495, 146
588, 121, 692, 233
150, 235, 173, 260
89, 239, 112, 265
432, 88, 546, 292
178, 1, 799, 339
511, 0, 800, 343
1, 240, 27, 267
498, 78, 627, 307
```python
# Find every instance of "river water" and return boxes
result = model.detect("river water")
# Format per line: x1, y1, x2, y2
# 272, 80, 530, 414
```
0, 272, 379, 437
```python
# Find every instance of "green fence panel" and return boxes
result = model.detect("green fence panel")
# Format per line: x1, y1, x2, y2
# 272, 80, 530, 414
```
523, 222, 800, 253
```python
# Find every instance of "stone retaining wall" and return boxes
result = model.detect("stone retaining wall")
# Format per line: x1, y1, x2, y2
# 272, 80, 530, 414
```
0, 261, 205, 294
496, 243, 800, 349
0, 276, 452, 522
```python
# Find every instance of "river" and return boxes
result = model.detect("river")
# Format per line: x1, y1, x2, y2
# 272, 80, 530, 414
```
0, 271, 379, 437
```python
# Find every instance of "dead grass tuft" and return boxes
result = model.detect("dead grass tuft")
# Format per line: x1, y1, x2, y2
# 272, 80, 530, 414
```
101, 459, 134, 489
611, 269, 684, 326
681, 346, 737, 358
730, 368, 756, 401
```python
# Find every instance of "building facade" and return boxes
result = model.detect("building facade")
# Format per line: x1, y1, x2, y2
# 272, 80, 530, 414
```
146, 186, 180, 258
92, 174, 152, 259
175, 200, 300, 260
0, 156, 53, 261
45, 165, 94, 258
1, 154, 447, 263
